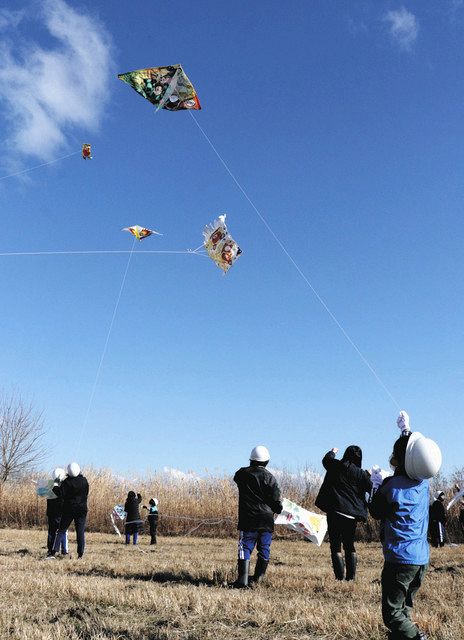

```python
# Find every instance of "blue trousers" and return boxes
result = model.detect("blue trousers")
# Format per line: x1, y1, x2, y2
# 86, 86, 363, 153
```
125, 532, 138, 545
238, 531, 272, 561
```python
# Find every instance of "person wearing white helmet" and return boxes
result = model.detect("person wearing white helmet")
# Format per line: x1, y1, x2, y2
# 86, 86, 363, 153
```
429, 491, 447, 548
232, 445, 283, 588
49, 462, 89, 559
369, 413, 442, 640
142, 497, 159, 545
45, 467, 68, 557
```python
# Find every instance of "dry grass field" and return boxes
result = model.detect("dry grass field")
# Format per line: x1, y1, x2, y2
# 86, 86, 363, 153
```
0, 528, 463, 640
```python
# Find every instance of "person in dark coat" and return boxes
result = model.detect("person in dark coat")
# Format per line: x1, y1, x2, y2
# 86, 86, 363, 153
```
232, 445, 283, 588
143, 497, 159, 545
124, 491, 143, 545
315, 445, 372, 581
459, 500, 464, 538
46, 467, 67, 556
50, 462, 89, 559
429, 491, 447, 547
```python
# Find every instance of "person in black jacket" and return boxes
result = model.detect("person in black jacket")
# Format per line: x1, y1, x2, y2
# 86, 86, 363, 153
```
315, 445, 372, 581
232, 445, 283, 588
46, 467, 68, 557
49, 462, 89, 559
429, 491, 447, 547
124, 491, 143, 545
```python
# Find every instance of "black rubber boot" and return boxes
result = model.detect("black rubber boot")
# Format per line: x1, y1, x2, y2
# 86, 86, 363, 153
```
345, 552, 357, 581
252, 557, 269, 585
331, 552, 345, 580
232, 559, 250, 588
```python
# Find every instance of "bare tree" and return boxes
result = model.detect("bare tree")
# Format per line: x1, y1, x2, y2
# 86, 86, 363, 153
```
0, 393, 47, 483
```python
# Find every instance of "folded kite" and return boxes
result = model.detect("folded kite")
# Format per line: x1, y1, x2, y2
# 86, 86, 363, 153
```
275, 498, 327, 546
118, 64, 201, 111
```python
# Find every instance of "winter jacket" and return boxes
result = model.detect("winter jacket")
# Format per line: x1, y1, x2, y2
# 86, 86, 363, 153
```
315, 451, 372, 521
46, 494, 63, 519
429, 500, 446, 524
369, 473, 429, 565
234, 465, 283, 532
124, 494, 142, 523
53, 475, 89, 516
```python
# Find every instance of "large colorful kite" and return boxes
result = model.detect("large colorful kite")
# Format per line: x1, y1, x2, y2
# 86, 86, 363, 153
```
203, 215, 241, 273
118, 64, 201, 111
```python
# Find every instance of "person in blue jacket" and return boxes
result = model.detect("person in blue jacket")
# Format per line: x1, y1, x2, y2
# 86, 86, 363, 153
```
369, 432, 429, 640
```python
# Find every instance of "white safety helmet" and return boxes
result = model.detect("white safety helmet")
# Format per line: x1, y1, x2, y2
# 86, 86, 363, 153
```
153, 498, 159, 506
250, 445, 270, 462
67, 462, 81, 478
52, 467, 66, 482
405, 432, 442, 481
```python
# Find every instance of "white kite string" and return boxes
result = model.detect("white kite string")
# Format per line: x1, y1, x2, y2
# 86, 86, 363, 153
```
0, 249, 207, 257
189, 111, 400, 409
0, 151, 81, 182
77, 239, 137, 452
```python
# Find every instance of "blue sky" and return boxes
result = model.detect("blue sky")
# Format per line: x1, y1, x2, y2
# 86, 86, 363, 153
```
0, 0, 463, 477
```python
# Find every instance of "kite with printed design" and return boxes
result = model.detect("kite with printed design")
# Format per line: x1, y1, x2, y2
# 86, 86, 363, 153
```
36, 478, 57, 499
118, 64, 201, 111
203, 214, 242, 273
82, 144, 92, 159
274, 498, 327, 546
110, 504, 127, 536
122, 225, 162, 240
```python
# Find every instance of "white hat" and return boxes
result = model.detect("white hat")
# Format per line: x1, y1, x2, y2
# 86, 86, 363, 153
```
250, 445, 270, 462
52, 467, 66, 482
405, 432, 442, 480
67, 462, 81, 478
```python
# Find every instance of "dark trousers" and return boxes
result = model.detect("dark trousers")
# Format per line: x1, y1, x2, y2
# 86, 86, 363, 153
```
54, 512, 86, 557
381, 562, 427, 639
148, 516, 158, 544
327, 511, 357, 554
47, 514, 61, 553
430, 521, 445, 547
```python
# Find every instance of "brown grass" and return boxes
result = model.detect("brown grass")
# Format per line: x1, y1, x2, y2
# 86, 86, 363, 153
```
0, 528, 463, 639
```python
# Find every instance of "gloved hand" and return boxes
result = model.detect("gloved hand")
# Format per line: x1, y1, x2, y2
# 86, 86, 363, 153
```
396, 410, 410, 433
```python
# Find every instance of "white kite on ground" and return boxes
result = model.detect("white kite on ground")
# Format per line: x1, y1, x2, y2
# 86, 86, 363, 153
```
274, 498, 327, 546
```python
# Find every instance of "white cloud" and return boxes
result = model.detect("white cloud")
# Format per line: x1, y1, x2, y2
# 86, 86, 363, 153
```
384, 7, 419, 51
0, 9, 24, 31
0, 0, 112, 162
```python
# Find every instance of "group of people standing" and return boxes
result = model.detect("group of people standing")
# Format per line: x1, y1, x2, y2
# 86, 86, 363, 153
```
123, 491, 159, 545
46, 462, 89, 559
233, 413, 443, 640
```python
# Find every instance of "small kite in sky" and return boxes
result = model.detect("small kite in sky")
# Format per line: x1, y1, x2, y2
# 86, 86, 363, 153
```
118, 64, 201, 111
82, 144, 92, 159
123, 225, 162, 240
203, 215, 241, 273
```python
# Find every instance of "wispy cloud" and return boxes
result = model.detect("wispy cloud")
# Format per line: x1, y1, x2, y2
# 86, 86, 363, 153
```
384, 7, 419, 51
0, 0, 112, 162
